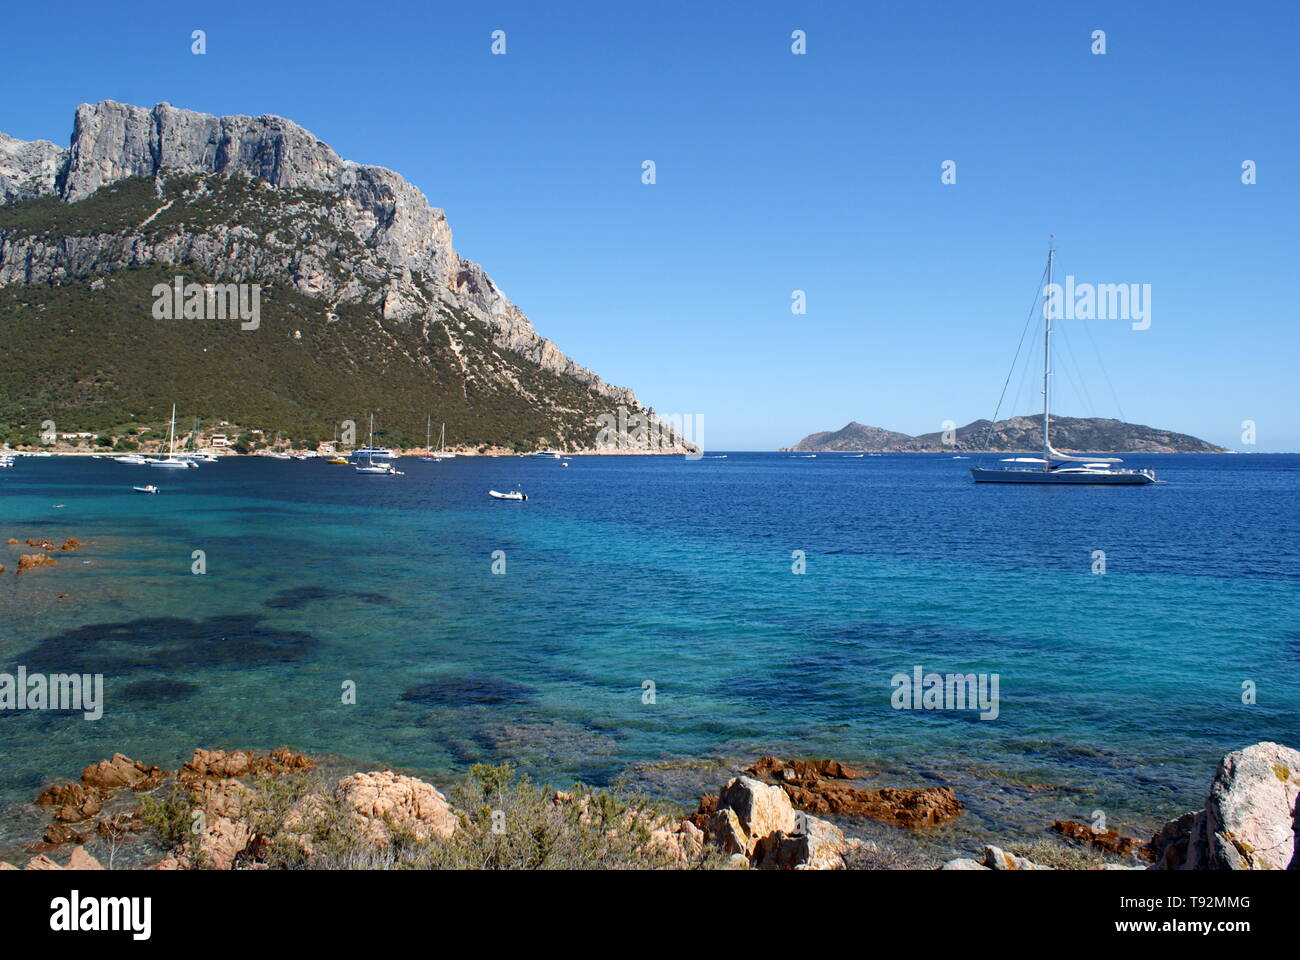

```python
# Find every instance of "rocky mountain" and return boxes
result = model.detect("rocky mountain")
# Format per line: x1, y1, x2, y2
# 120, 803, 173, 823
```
0, 101, 680, 451
788, 422, 914, 452
786, 416, 1228, 453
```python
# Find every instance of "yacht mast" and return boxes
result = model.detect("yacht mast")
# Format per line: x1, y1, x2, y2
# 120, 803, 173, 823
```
1042, 240, 1054, 470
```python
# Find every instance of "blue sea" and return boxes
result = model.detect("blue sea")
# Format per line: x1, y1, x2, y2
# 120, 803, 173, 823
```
1, 452, 1297, 856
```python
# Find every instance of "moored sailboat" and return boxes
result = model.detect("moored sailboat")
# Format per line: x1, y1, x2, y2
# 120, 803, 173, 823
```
356, 415, 403, 475
149, 405, 193, 469
970, 243, 1156, 485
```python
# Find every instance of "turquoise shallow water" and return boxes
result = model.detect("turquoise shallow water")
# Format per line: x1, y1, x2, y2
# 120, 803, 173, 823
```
1, 452, 1297, 852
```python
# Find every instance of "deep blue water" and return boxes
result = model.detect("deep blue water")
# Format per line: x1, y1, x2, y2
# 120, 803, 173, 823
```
1, 452, 1297, 851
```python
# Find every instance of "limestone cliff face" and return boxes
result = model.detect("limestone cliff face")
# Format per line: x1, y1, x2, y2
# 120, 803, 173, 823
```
0, 100, 636, 407
0, 132, 66, 202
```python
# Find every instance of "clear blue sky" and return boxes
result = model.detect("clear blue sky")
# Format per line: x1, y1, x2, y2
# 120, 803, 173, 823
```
3, 1, 1297, 450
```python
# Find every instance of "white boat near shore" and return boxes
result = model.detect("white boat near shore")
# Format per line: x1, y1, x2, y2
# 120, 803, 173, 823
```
356, 415, 404, 475
150, 405, 193, 469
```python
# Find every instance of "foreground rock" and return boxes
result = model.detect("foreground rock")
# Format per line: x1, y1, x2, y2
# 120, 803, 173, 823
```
4, 846, 105, 871
696, 775, 861, 869
35, 753, 165, 839
1148, 741, 1299, 870
743, 755, 963, 828
31, 749, 309, 862
944, 741, 1299, 872
941, 845, 1051, 871
335, 771, 456, 843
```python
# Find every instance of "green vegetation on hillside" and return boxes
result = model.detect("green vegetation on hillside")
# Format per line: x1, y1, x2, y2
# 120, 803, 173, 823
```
0, 175, 626, 450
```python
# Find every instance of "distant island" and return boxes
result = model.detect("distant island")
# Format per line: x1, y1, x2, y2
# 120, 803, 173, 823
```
784, 416, 1229, 453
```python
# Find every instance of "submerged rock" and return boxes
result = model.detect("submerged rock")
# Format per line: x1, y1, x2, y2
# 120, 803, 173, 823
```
16, 553, 57, 573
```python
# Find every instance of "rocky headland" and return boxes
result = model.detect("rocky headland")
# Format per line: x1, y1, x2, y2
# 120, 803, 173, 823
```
0, 101, 691, 453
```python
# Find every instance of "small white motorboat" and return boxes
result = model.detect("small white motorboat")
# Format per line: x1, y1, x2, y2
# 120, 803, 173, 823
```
489, 489, 527, 501
133, 484, 160, 494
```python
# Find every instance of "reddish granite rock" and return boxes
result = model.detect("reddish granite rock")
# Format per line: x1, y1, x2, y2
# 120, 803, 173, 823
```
68, 847, 105, 871
97, 810, 148, 838
179, 747, 315, 784
42, 823, 85, 846
745, 756, 862, 782
36, 782, 105, 822
334, 771, 457, 842
1052, 819, 1150, 859
742, 755, 960, 827
23, 854, 64, 870
81, 753, 166, 792
778, 781, 963, 828
687, 793, 719, 831
16, 553, 57, 573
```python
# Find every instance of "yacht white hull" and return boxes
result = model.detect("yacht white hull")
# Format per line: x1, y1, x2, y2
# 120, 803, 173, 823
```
970, 467, 1155, 485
